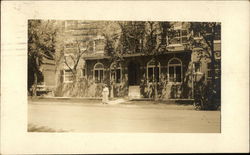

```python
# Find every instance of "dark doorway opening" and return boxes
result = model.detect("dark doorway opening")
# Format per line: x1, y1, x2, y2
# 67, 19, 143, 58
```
128, 61, 140, 85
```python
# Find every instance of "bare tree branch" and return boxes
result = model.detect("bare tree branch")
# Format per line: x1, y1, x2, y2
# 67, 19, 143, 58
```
200, 33, 212, 49
64, 56, 75, 77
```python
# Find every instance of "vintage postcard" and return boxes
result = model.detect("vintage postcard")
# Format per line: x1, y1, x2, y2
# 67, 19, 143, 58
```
1, 1, 249, 154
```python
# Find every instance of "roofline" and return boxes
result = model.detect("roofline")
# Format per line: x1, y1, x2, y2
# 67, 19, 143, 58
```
83, 50, 191, 60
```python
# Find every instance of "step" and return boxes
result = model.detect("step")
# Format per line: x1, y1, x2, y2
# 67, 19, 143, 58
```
128, 85, 141, 99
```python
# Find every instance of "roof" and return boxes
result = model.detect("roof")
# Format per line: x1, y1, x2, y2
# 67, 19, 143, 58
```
83, 49, 191, 60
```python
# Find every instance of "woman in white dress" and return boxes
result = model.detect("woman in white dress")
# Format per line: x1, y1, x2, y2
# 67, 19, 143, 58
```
102, 84, 109, 104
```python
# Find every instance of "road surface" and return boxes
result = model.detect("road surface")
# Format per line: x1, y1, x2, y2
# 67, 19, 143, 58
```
28, 100, 220, 133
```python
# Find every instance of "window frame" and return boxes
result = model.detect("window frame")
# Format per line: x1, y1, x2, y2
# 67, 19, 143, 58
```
169, 29, 189, 45
110, 62, 122, 84
207, 60, 221, 80
81, 68, 86, 78
93, 62, 104, 83
63, 69, 74, 83
146, 59, 161, 84
168, 58, 183, 83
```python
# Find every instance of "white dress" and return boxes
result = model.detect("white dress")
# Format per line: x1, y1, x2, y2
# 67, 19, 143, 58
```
102, 87, 109, 104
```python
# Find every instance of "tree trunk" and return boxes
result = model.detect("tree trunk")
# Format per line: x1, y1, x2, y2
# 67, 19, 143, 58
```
209, 25, 216, 107
111, 84, 114, 98
110, 66, 115, 99
210, 26, 216, 89
33, 72, 37, 97
154, 57, 158, 101
154, 81, 158, 101
33, 56, 40, 97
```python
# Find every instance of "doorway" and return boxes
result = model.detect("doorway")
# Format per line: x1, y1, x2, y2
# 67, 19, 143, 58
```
128, 61, 140, 85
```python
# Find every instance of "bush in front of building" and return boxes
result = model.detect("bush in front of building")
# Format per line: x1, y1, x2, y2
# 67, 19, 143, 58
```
54, 74, 103, 97
193, 77, 221, 110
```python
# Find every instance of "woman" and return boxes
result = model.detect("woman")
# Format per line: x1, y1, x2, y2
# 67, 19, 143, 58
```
102, 84, 109, 104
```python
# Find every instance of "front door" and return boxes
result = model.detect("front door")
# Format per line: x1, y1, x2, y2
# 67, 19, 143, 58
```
128, 61, 140, 85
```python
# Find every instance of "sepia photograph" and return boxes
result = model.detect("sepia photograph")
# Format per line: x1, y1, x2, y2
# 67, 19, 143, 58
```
28, 20, 221, 133
1, 1, 249, 154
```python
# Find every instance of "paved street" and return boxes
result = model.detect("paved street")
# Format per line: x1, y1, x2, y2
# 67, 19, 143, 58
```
28, 100, 220, 133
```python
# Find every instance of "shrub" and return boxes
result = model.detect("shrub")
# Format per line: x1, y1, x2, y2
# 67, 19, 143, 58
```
193, 78, 221, 110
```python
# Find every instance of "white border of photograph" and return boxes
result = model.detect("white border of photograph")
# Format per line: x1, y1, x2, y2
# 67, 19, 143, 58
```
1, 1, 249, 153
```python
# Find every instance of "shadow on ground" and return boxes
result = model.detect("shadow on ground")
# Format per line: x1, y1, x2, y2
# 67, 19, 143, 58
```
28, 123, 68, 132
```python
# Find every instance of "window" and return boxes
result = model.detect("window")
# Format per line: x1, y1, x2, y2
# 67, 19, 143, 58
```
93, 63, 104, 83
193, 31, 201, 38
147, 59, 160, 83
81, 68, 86, 77
194, 62, 201, 72
64, 69, 73, 83
214, 24, 221, 40
207, 62, 212, 79
169, 29, 188, 44
110, 62, 122, 83
168, 58, 182, 82
215, 60, 221, 78
181, 30, 188, 43
207, 61, 221, 79
88, 41, 94, 52
95, 39, 105, 52
172, 30, 181, 44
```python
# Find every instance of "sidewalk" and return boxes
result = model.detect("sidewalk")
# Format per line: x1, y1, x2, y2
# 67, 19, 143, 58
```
28, 97, 195, 110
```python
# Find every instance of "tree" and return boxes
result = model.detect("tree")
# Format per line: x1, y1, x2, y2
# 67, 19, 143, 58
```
104, 21, 174, 100
143, 21, 173, 100
28, 20, 59, 96
103, 21, 123, 61
102, 21, 125, 98
61, 21, 107, 81
189, 22, 221, 110
63, 39, 89, 79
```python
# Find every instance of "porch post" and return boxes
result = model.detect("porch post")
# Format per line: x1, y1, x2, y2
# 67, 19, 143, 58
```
191, 62, 194, 99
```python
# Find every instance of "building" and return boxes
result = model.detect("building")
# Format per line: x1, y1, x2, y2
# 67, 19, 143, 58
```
38, 21, 221, 100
